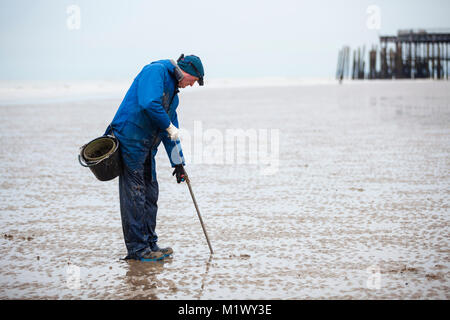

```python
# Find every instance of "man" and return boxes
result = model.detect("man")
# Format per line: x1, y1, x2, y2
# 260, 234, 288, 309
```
104, 54, 205, 261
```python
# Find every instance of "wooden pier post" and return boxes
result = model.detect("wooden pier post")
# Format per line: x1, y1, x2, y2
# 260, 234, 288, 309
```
357, 45, 366, 79
336, 49, 342, 80
437, 42, 441, 79
351, 49, 355, 80
380, 44, 387, 78
389, 48, 395, 79
345, 47, 350, 80
428, 42, 431, 79
395, 42, 403, 79
446, 42, 450, 80
370, 45, 377, 79
357, 47, 360, 79
431, 42, 435, 79
410, 41, 414, 78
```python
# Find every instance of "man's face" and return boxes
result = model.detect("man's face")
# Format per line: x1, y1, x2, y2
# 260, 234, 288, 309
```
178, 71, 199, 88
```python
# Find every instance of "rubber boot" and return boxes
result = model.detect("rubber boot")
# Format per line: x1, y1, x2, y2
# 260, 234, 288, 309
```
151, 243, 173, 258
140, 250, 165, 262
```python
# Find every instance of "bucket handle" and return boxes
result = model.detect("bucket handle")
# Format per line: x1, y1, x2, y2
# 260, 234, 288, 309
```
79, 152, 116, 167
78, 154, 99, 167
106, 124, 116, 138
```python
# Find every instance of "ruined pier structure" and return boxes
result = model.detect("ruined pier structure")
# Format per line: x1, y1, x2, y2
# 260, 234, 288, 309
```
337, 29, 450, 80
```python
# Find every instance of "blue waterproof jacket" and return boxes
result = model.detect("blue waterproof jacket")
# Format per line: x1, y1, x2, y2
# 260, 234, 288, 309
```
105, 59, 185, 180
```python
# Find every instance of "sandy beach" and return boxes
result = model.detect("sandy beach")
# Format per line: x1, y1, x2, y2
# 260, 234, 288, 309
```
0, 80, 448, 299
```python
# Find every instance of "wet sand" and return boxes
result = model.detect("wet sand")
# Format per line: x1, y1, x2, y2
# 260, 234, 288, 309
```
0, 80, 449, 299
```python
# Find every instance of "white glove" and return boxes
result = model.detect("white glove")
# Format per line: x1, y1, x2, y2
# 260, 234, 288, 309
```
166, 123, 179, 141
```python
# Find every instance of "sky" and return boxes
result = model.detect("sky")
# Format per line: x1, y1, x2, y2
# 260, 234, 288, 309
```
0, 0, 449, 80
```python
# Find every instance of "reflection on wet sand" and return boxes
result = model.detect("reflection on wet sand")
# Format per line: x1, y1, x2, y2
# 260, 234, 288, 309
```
196, 255, 213, 300
123, 258, 176, 299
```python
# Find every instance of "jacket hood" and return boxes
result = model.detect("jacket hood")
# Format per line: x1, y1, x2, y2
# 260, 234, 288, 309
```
150, 59, 181, 80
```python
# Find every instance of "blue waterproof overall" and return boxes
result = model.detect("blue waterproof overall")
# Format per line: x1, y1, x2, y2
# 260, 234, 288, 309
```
105, 59, 185, 259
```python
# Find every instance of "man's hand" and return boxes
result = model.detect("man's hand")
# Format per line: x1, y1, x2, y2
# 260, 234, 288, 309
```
172, 164, 186, 183
166, 123, 179, 141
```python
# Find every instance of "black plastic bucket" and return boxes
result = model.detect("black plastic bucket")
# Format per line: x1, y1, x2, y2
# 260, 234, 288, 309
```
78, 135, 122, 181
